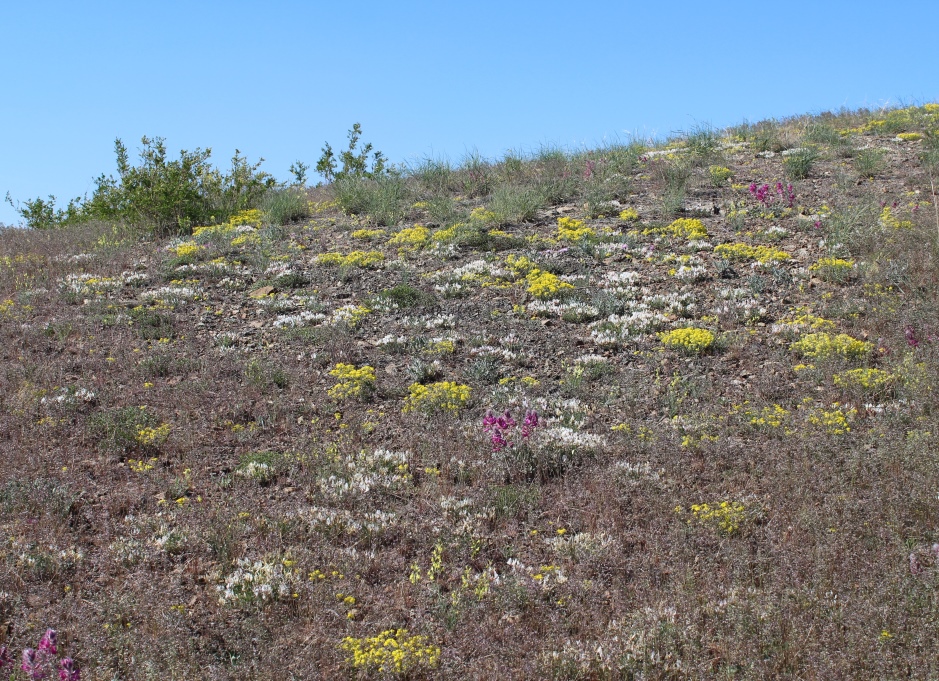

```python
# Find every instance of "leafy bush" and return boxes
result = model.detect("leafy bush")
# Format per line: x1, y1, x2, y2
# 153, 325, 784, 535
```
316, 123, 387, 182
9, 137, 276, 235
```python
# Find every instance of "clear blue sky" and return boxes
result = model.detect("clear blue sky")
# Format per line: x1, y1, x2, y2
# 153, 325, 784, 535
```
2, 0, 936, 226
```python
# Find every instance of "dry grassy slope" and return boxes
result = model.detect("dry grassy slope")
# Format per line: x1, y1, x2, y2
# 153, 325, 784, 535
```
1, 108, 939, 679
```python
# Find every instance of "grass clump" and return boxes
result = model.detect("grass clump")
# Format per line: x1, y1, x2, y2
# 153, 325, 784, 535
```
783, 147, 818, 180
261, 187, 310, 226
853, 148, 887, 178
88, 406, 162, 452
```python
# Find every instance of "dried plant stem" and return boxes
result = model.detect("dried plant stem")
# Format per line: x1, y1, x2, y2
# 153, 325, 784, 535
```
930, 170, 939, 243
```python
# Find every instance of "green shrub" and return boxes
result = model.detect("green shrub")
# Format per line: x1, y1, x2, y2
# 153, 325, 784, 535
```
316, 123, 387, 182
11, 137, 276, 234
93, 138, 274, 235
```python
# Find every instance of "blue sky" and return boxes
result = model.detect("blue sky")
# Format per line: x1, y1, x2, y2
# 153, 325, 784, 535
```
2, 0, 936, 226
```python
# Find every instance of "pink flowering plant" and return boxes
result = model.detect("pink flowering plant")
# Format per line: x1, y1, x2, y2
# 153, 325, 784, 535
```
1, 629, 80, 681
483, 408, 543, 481
748, 181, 795, 216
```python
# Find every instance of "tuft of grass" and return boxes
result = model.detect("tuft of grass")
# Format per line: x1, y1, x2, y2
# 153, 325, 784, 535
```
783, 147, 819, 180
333, 173, 410, 226
853, 148, 887, 178
261, 187, 310, 226
490, 184, 545, 224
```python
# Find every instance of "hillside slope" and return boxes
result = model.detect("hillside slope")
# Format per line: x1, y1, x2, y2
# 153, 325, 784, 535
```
2, 105, 939, 679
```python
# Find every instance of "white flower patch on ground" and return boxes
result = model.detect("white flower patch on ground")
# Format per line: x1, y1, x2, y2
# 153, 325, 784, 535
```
527, 300, 600, 322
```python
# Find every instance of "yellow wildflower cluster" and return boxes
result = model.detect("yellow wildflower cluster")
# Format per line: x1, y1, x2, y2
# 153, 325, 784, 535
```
128, 457, 157, 473
340, 629, 441, 676
896, 132, 923, 141
810, 257, 856, 283
858, 105, 938, 134
470, 207, 498, 224
833, 368, 894, 394
327, 363, 376, 400
229, 209, 264, 227
316, 250, 384, 268
645, 218, 709, 241
708, 165, 733, 186
505, 254, 537, 276
230, 232, 261, 248
429, 223, 464, 244
557, 216, 596, 242
351, 228, 386, 241
170, 241, 201, 259
525, 270, 574, 299
659, 328, 715, 354
714, 242, 790, 263
879, 206, 913, 229
731, 402, 790, 430
135, 423, 171, 447
618, 208, 639, 221
425, 339, 456, 355
0, 299, 14, 317
389, 225, 431, 250
806, 403, 856, 435
679, 501, 747, 535
791, 333, 872, 360
402, 381, 471, 414
774, 309, 835, 334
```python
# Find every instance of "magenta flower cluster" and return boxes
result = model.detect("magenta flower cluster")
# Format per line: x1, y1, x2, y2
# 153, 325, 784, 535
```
749, 181, 794, 210
0, 629, 79, 681
905, 325, 938, 348
483, 409, 539, 452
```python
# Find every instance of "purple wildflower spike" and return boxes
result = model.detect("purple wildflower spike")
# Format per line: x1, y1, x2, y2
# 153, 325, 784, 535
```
59, 657, 80, 681
22, 648, 46, 680
39, 630, 57, 656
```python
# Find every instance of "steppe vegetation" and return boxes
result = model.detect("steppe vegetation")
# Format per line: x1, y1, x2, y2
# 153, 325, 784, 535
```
2, 103, 939, 678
